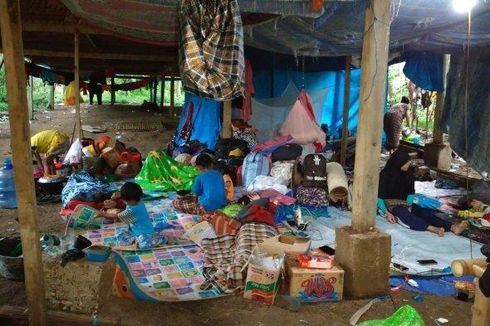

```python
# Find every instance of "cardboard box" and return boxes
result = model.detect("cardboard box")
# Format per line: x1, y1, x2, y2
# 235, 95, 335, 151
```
287, 258, 344, 303
259, 235, 311, 256
243, 244, 285, 305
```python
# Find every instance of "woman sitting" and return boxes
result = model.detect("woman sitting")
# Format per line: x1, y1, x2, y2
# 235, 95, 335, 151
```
378, 149, 467, 236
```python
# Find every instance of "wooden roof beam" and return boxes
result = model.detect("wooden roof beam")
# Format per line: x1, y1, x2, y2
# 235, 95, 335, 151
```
0, 48, 176, 62
21, 19, 112, 35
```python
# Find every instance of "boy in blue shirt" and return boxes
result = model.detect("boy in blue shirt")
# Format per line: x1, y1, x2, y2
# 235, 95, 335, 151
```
98, 182, 165, 249
173, 154, 227, 215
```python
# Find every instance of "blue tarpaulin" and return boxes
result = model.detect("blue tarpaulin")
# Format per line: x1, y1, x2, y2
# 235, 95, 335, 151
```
253, 68, 361, 138
174, 94, 222, 150
402, 51, 444, 91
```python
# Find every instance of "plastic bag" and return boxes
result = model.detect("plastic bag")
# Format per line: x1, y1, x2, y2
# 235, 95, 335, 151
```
358, 305, 424, 326
135, 150, 198, 192
63, 139, 82, 165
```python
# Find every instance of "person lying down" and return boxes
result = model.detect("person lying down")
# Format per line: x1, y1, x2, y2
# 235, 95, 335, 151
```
377, 149, 467, 237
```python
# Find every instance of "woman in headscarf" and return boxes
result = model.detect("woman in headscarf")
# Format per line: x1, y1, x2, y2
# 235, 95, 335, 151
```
383, 96, 410, 153
377, 149, 467, 236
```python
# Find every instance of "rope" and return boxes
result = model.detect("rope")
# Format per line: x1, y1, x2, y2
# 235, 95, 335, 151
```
463, 9, 473, 259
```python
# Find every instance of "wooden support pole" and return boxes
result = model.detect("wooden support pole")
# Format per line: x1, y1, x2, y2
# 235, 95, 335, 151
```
74, 31, 82, 140
110, 77, 115, 105
160, 77, 165, 108
221, 100, 232, 138
49, 84, 55, 110
149, 81, 153, 102
351, 0, 392, 232
432, 54, 450, 145
170, 75, 175, 117
340, 56, 352, 166
27, 75, 33, 120
0, 1, 47, 324
153, 80, 158, 104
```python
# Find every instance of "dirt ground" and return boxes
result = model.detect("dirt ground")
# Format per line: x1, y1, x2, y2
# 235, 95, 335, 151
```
0, 105, 473, 325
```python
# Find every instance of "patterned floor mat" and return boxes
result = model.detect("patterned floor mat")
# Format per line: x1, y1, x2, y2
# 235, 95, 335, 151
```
113, 244, 225, 301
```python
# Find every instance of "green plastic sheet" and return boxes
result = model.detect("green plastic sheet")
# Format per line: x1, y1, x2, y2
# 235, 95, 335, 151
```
219, 203, 244, 219
135, 150, 198, 192
359, 305, 425, 326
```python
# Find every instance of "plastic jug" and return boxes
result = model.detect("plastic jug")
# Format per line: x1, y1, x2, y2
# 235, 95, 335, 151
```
0, 158, 17, 209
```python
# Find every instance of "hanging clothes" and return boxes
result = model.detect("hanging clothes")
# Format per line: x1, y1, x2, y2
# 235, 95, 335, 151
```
242, 60, 255, 121
179, 0, 244, 100
174, 94, 222, 150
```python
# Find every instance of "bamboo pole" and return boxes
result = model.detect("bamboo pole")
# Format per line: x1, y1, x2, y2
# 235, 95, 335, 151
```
340, 56, 352, 166
27, 75, 33, 120
433, 54, 450, 145
0, 1, 47, 324
74, 31, 81, 140
351, 0, 392, 232
170, 75, 175, 116
160, 77, 165, 108
221, 100, 232, 138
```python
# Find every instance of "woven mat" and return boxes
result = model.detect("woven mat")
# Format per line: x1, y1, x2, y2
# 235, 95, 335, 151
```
113, 120, 165, 131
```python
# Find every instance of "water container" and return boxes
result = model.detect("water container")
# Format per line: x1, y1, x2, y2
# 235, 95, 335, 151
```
0, 158, 17, 209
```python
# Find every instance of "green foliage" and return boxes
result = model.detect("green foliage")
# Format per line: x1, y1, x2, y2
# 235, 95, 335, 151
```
0, 54, 185, 112
388, 62, 409, 106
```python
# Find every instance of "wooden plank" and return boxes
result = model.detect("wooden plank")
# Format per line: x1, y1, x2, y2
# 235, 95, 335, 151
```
351, 0, 392, 232
49, 84, 55, 110
170, 75, 175, 116
0, 305, 119, 326
0, 1, 47, 325
432, 54, 450, 145
9, 48, 176, 62
221, 100, 233, 138
340, 56, 352, 166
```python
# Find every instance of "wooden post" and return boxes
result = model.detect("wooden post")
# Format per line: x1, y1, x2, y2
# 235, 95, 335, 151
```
74, 31, 82, 140
49, 84, 55, 110
153, 80, 157, 104
27, 75, 33, 120
351, 0, 392, 232
340, 56, 352, 166
149, 81, 153, 102
160, 77, 165, 108
110, 77, 115, 105
221, 100, 232, 138
432, 54, 450, 145
0, 1, 47, 325
170, 75, 175, 117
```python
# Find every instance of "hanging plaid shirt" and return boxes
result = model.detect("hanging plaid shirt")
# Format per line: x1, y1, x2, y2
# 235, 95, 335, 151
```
179, 0, 245, 100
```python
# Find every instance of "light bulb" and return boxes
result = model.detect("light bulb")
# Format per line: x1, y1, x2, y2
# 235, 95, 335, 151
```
452, 0, 477, 13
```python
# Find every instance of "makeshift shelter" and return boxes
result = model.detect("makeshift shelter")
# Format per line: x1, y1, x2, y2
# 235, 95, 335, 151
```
2, 0, 490, 324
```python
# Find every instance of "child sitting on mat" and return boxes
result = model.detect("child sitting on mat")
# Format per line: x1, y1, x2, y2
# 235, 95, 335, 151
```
173, 154, 227, 215
98, 182, 166, 249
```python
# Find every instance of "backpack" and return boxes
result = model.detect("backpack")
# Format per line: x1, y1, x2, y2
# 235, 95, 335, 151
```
215, 138, 249, 159
271, 143, 303, 163
302, 154, 328, 188
241, 153, 271, 188
296, 186, 329, 207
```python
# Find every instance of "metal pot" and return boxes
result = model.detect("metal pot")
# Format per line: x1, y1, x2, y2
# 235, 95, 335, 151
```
36, 177, 65, 196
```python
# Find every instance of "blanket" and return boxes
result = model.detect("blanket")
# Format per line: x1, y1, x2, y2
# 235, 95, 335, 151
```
201, 223, 278, 293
